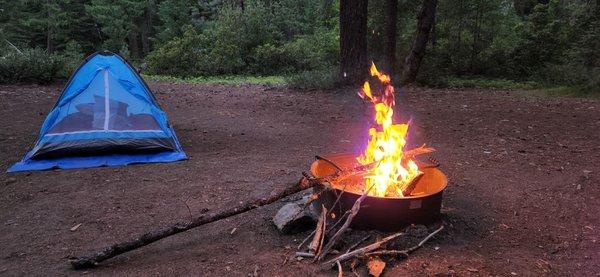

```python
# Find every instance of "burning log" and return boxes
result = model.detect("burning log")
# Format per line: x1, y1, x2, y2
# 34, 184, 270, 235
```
400, 171, 424, 196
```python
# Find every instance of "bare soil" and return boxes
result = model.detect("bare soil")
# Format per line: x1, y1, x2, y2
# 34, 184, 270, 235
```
1, 82, 598, 276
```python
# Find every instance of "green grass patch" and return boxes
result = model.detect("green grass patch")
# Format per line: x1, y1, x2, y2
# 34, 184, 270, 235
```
445, 77, 540, 90
445, 77, 599, 98
143, 74, 286, 85
524, 86, 600, 98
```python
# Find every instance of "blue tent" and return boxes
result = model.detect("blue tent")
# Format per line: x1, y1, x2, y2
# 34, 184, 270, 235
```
8, 51, 186, 172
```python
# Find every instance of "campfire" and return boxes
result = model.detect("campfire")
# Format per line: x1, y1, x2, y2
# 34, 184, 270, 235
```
293, 63, 447, 275
308, 63, 447, 231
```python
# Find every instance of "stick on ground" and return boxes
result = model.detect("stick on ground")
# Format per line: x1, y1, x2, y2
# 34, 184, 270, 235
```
322, 231, 405, 266
316, 185, 373, 261
366, 225, 444, 257
309, 206, 327, 255
69, 177, 316, 269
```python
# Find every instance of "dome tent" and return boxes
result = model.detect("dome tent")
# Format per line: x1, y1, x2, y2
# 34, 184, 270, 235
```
8, 51, 186, 172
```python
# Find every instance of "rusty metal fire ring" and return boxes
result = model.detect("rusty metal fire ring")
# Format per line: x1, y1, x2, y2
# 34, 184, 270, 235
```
310, 153, 448, 232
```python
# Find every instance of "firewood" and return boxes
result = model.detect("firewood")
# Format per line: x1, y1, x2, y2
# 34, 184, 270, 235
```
323, 224, 444, 267
404, 144, 436, 158
401, 172, 424, 196
315, 185, 374, 261
69, 177, 316, 269
365, 224, 444, 257
315, 155, 343, 172
322, 231, 406, 266
309, 206, 328, 255
345, 235, 372, 254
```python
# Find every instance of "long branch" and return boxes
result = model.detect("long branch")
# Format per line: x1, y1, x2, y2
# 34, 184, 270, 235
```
70, 177, 316, 269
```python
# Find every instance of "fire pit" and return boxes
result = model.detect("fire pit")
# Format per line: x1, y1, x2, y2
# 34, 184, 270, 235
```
310, 154, 447, 231
308, 63, 447, 231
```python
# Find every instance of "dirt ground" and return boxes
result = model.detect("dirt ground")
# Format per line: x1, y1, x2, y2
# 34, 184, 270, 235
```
0, 82, 598, 276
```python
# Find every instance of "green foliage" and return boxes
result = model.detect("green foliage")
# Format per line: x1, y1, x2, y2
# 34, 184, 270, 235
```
144, 74, 285, 85
145, 27, 208, 76
85, 0, 149, 53
511, 0, 571, 76
147, 1, 339, 76
0, 49, 70, 84
60, 40, 85, 77
444, 77, 539, 90
0, 0, 597, 92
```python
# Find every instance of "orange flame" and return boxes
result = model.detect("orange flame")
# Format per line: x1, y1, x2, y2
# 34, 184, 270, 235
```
357, 63, 422, 197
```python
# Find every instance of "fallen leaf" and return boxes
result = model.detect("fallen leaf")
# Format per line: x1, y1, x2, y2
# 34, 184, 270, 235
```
367, 258, 386, 277
70, 223, 82, 231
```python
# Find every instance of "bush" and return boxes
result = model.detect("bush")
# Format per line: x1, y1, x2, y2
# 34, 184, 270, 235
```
535, 64, 600, 91
281, 28, 339, 71
145, 27, 210, 77
248, 43, 286, 74
60, 41, 85, 77
146, 2, 339, 77
0, 48, 69, 84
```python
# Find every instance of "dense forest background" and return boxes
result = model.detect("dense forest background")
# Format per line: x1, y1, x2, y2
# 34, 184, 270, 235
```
0, 0, 598, 91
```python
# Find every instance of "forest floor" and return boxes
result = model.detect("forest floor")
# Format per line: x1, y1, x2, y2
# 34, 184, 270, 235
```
0, 82, 598, 276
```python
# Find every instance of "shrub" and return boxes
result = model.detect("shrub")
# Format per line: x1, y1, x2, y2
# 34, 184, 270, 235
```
535, 64, 600, 91
248, 43, 286, 74
145, 27, 210, 77
59, 41, 85, 78
146, 2, 339, 77
281, 28, 339, 71
0, 48, 67, 84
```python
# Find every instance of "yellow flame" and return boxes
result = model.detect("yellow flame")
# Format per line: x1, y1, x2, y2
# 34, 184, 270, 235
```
357, 63, 422, 197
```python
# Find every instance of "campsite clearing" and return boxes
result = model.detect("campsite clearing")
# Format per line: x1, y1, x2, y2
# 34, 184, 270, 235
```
1, 82, 599, 276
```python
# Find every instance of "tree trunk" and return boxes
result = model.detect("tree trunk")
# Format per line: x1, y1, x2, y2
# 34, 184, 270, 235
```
128, 31, 141, 60
469, 0, 482, 73
386, 0, 398, 75
401, 0, 438, 84
46, 0, 53, 53
340, 0, 369, 83
140, 1, 156, 56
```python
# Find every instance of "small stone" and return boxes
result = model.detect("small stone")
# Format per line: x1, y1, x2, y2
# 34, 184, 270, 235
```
273, 198, 317, 234
5, 177, 17, 185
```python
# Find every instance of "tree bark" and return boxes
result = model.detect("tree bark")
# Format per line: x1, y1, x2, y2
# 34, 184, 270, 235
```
46, 0, 53, 53
128, 31, 141, 59
140, 1, 156, 56
340, 0, 368, 83
386, 0, 398, 75
401, 0, 438, 84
